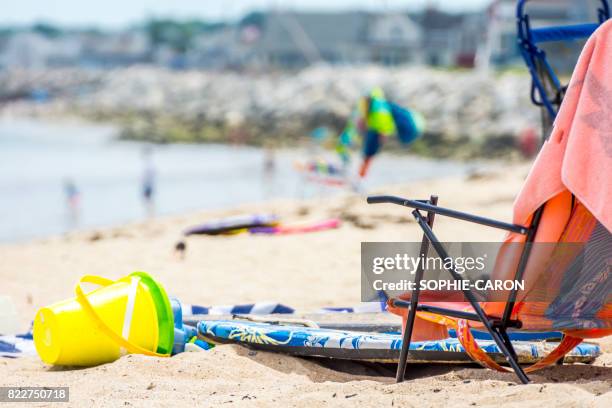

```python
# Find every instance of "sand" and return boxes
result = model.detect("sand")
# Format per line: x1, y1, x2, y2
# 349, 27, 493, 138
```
1, 164, 610, 407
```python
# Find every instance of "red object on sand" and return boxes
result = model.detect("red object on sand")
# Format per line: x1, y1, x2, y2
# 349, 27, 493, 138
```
518, 127, 539, 158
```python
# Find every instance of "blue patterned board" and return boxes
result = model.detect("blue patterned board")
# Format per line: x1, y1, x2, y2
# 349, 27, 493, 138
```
197, 320, 600, 364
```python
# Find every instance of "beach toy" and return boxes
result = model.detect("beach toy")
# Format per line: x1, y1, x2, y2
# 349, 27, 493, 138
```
169, 297, 198, 355
33, 272, 174, 366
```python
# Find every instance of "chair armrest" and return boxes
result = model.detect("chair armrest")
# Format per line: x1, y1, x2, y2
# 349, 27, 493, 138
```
367, 195, 528, 235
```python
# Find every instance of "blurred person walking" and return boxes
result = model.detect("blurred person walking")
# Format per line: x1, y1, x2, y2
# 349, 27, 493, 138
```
337, 87, 397, 178
263, 144, 276, 176
63, 178, 80, 226
338, 87, 424, 179
141, 147, 157, 217
262, 143, 277, 198
358, 87, 397, 177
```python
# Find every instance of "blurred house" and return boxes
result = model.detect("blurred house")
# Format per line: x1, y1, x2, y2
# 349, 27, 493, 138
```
0, 31, 81, 69
242, 11, 422, 68
182, 27, 249, 69
368, 13, 423, 65
0, 32, 51, 69
7, 2, 598, 72
415, 8, 486, 68
80, 31, 151, 67
0, 29, 150, 69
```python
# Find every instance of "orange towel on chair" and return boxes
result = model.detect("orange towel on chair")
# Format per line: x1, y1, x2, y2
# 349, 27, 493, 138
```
514, 20, 612, 233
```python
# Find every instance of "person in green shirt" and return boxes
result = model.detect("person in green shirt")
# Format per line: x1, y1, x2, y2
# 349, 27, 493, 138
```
337, 87, 397, 177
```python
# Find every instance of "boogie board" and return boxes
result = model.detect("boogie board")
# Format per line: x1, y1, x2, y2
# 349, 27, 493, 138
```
249, 219, 341, 235
183, 215, 278, 236
197, 320, 600, 364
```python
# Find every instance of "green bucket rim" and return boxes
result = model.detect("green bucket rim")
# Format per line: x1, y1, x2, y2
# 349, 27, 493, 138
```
130, 271, 174, 355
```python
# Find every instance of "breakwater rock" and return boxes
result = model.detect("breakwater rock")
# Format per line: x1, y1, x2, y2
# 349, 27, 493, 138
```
0, 65, 541, 157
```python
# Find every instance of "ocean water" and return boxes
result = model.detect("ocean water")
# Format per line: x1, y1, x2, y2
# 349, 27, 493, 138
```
0, 119, 469, 242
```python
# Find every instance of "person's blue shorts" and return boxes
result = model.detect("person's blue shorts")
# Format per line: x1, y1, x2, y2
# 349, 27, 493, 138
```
363, 130, 381, 158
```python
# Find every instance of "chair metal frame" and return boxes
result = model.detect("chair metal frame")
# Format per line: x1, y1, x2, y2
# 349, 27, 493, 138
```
367, 195, 541, 384
517, 0, 610, 128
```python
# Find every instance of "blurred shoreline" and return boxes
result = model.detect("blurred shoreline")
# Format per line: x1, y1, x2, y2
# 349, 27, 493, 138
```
0, 117, 475, 243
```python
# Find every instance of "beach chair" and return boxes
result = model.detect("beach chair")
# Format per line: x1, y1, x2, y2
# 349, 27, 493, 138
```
367, 16, 612, 384
517, 0, 610, 136
368, 193, 612, 384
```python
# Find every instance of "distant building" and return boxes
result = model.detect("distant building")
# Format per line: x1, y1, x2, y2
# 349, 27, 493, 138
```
0, 30, 151, 69
0, 32, 81, 69
368, 13, 422, 65
8, 3, 595, 72
0, 32, 50, 69
80, 31, 151, 67
243, 11, 422, 68
184, 28, 249, 69
414, 8, 486, 68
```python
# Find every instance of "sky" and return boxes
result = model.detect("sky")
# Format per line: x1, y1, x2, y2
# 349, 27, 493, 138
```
4, 0, 492, 28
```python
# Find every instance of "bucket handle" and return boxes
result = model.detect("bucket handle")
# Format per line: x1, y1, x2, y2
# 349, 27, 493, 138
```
75, 275, 170, 358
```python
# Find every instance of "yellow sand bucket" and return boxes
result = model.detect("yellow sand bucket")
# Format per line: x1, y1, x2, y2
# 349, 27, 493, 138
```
33, 272, 174, 366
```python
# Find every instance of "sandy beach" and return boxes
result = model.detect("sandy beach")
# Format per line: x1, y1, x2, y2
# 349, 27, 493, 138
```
0, 163, 610, 407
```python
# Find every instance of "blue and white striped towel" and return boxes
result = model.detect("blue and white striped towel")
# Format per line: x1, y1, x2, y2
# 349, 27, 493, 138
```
181, 302, 296, 316
0, 333, 35, 358
181, 300, 387, 317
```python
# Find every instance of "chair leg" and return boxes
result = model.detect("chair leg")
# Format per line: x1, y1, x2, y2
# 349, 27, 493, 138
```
395, 298, 418, 382
498, 328, 518, 360
494, 327, 532, 382
411, 209, 530, 384
488, 328, 530, 384
396, 196, 438, 383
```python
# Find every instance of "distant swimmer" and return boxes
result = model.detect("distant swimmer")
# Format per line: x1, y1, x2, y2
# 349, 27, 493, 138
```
63, 178, 80, 225
263, 145, 276, 175
261, 144, 277, 198
141, 147, 157, 217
